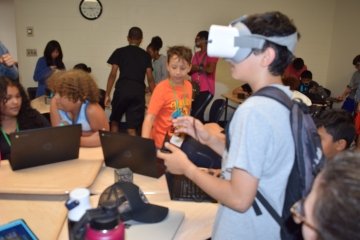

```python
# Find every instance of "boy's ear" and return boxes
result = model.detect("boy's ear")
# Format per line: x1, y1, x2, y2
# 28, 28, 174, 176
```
336, 139, 347, 152
261, 47, 276, 67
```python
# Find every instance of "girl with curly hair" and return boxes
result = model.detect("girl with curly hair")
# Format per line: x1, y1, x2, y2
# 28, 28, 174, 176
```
48, 70, 109, 147
0, 76, 50, 159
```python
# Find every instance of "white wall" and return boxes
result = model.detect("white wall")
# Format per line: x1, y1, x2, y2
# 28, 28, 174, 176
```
327, 0, 360, 96
3, 0, 360, 111
0, 0, 17, 60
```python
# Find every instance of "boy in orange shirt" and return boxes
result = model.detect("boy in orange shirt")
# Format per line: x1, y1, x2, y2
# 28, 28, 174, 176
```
142, 46, 192, 148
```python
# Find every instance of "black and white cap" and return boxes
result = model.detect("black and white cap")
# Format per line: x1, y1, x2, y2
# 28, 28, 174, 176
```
98, 181, 169, 223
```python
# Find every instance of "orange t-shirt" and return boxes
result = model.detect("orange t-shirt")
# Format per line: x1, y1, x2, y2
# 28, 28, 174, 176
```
147, 79, 192, 148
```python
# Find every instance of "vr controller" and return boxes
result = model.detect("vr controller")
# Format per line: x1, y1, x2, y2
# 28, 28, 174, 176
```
207, 19, 297, 63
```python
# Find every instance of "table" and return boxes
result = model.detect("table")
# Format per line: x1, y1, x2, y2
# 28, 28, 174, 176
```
221, 92, 246, 122
0, 196, 67, 239
0, 147, 104, 195
31, 95, 50, 114
0, 148, 218, 240
58, 167, 218, 240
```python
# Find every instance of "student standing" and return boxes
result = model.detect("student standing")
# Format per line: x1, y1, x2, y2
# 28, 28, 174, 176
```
338, 54, 360, 115
33, 40, 65, 97
158, 11, 298, 239
105, 27, 155, 136
0, 41, 19, 81
147, 36, 168, 85
142, 46, 192, 149
190, 31, 218, 122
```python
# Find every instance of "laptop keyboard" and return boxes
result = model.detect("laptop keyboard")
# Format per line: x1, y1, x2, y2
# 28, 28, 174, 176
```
172, 174, 217, 203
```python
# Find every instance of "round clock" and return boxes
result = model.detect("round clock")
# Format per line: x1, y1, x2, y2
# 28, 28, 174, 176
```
79, 0, 103, 20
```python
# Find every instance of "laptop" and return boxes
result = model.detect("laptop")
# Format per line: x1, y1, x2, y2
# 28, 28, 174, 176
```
126, 210, 184, 240
165, 172, 217, 203
99, 130, 164, 178
9, 124, 81, 170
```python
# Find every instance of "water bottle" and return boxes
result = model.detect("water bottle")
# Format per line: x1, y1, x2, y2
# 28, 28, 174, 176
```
84, 202, 125, 240
65, 188, 91, 239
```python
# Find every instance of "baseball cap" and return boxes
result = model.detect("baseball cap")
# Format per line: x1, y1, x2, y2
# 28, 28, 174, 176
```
98, 181, 169, 223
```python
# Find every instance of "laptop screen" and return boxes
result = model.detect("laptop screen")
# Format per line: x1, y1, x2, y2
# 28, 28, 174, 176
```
99, 130, 163, 178
9, 124, 81, 170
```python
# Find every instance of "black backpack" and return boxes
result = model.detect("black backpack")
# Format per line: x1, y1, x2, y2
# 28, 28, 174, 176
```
226, 86, 325, 239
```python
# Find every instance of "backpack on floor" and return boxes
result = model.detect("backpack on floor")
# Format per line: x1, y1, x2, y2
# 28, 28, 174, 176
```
252, 86, 325, 240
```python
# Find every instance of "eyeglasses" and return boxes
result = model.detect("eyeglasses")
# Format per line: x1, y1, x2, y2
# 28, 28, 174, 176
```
290, 199, 319, 233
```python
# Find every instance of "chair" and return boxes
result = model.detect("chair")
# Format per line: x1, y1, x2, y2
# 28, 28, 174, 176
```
27, 87, 37, 100
191, 92, 213, 122
208, 99, 226, 124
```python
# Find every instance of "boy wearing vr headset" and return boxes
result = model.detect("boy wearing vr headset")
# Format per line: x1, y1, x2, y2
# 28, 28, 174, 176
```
158, 11, 298, 239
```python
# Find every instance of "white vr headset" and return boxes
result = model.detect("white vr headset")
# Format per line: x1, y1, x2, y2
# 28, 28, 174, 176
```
207, 17, 298, 63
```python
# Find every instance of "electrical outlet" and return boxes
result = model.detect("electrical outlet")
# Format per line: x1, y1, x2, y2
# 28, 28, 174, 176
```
26, 26, 34, 37
26, 49, 37, 57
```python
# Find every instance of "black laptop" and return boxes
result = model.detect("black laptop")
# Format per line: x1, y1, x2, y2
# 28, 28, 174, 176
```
99, 130, 164, 178
9, 124, 81, 170
165, 172, 217, 203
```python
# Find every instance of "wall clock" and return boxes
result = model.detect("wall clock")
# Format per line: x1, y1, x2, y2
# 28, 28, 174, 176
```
79, 0, 103, 20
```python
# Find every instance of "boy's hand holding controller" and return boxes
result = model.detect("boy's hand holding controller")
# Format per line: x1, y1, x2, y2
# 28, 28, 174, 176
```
157, 142, 197, 176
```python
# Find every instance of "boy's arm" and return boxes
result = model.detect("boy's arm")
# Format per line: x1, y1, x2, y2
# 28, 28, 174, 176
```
142, 113, 155, 139
204, 60, 217, 74
146, 68, 155, 93
158, 143, 258, 212
105, 65, 118, 107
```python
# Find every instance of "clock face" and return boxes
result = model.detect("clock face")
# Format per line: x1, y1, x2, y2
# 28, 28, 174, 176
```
79, 0, 103, 20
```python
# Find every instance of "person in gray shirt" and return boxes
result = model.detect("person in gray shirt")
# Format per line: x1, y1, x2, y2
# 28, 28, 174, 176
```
158, 11, 299, 240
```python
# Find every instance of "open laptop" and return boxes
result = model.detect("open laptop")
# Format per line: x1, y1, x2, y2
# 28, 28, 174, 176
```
9, 124, 81, 170
99, 130, 164, 178
165, 172, 217, 203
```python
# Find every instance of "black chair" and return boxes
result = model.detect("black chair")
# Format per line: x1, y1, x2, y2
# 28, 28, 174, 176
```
208, 99, 226, 124
98, 89, 106, 109
191, 92, 213, 122
27, 87, 37, 100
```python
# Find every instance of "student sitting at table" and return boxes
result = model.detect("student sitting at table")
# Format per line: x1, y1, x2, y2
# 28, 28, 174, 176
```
282, 75, 312, 106
0, 76, 50, 159
48, 70, 109, 147
314, 109, 355, 160
232, 83, 252, 97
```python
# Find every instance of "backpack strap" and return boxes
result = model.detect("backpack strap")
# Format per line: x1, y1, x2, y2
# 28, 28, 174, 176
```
253, 86, 293, 110
255, 191, 284, 227
251, 86, 292, 227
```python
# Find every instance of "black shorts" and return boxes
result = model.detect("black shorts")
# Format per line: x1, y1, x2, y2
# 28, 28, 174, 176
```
110, 90, 145, 129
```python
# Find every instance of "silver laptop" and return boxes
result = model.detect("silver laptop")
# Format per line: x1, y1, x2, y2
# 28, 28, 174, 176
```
99, 130, 164, 178
9, 124, 81, 170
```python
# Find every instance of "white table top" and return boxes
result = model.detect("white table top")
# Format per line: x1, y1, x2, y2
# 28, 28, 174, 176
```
30, 95, 50, 114
0, 148, 218, 240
